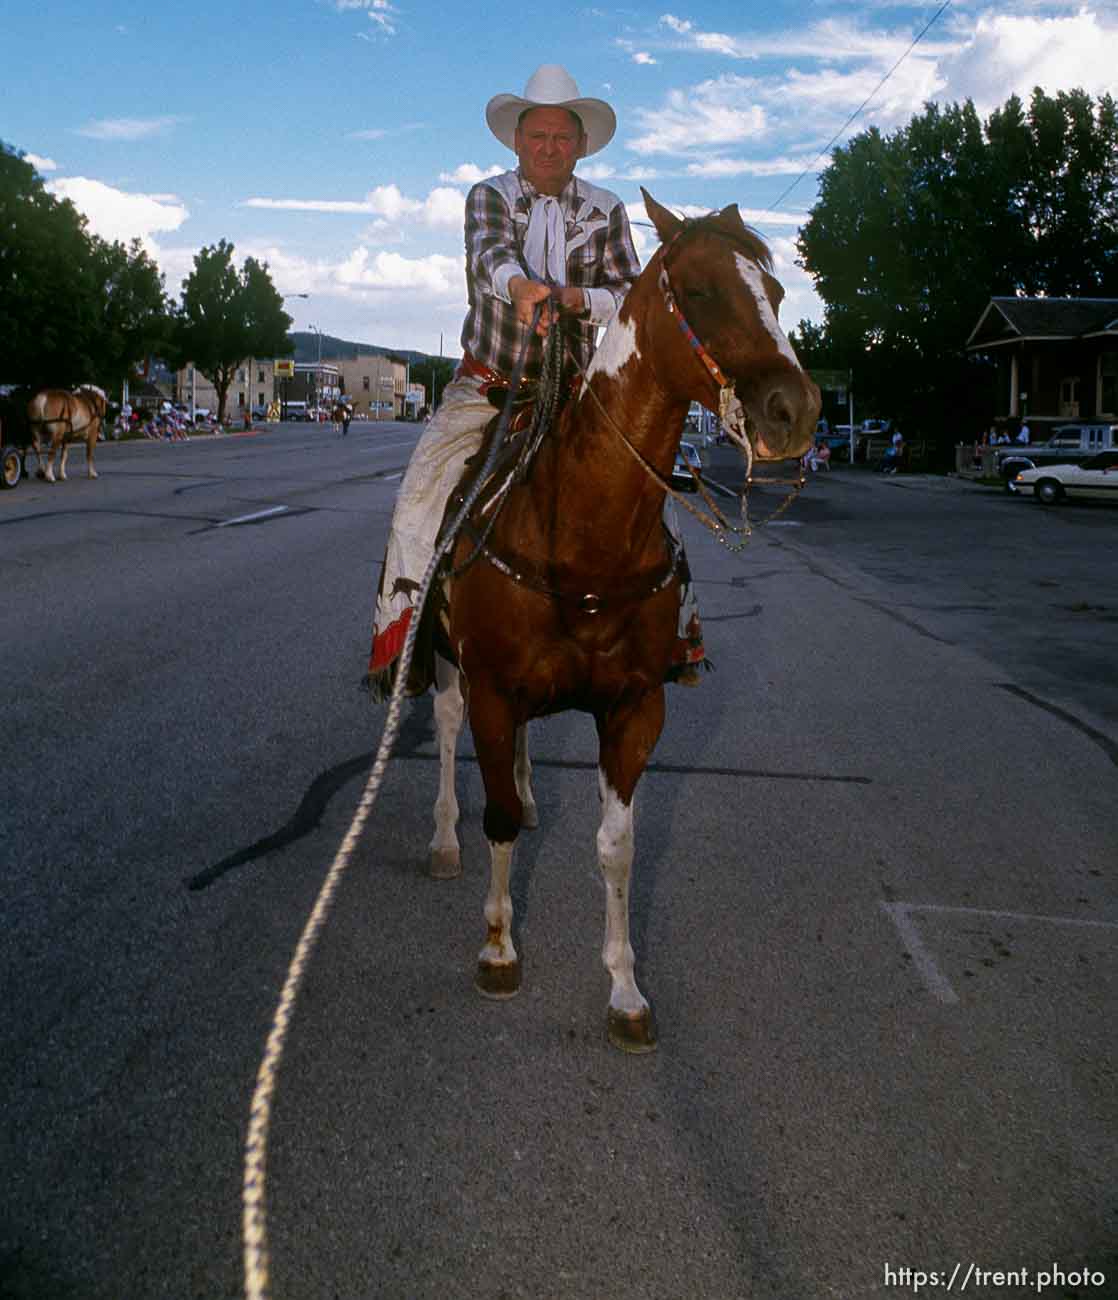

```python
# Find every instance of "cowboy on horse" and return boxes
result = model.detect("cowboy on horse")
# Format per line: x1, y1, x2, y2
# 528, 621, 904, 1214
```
366, 65, 706, 699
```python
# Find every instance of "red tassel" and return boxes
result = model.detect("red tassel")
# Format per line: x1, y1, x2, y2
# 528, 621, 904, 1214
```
368, 608, 413, 674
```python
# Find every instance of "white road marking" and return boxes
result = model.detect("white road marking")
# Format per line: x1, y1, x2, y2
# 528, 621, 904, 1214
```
360, 439, 419, 453
217, 506, 288, 528
880, 901, 1118, 1005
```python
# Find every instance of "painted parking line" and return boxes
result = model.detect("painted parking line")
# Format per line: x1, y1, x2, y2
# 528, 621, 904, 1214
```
880, 901, 1118, 1005
217, 506, 289, 528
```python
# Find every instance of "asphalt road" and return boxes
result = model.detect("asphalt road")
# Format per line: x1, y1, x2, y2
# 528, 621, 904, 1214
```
2, 423, 1116, 1300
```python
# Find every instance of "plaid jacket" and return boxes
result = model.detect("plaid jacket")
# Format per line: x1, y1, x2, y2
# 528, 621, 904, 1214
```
460, 169, 641, 381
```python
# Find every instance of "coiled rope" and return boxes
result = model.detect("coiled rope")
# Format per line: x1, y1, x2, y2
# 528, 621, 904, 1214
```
242, 304, 546, 1300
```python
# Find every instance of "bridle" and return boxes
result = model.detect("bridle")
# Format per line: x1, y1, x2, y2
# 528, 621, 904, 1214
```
574, 223, 805, 548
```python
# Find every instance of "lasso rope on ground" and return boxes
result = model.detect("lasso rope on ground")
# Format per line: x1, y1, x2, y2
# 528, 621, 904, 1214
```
242, 305, 545, 1300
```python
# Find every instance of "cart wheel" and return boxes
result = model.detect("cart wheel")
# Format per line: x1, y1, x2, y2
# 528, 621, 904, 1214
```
1, 444, 22, 489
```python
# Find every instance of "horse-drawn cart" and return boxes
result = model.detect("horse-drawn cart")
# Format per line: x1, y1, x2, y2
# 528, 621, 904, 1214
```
0, 384, 108, 486
2, 441, 24, 489
0, 388, 31, 489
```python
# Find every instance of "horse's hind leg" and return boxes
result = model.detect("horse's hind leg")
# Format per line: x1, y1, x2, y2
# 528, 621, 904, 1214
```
85, 430, 98, 479
430, 654, 464, 879
57, 437, 70, 481
514, 725, 538, 829
596, 691, 664, 1054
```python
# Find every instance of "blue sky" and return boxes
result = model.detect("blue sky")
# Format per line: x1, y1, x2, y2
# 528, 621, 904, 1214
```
6, 0, 1116, 357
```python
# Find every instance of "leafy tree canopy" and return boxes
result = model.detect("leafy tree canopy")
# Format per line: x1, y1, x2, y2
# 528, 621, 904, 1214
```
0, 141, 169, 392
796, 87, 1118, 434
169, 241, 293, 422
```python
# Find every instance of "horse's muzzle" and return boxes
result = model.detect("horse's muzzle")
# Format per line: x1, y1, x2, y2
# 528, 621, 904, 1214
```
743, 370, 821, 461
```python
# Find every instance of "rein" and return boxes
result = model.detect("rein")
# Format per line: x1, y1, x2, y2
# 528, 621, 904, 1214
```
243, 306, 547, 1300
568, 233, 806, 549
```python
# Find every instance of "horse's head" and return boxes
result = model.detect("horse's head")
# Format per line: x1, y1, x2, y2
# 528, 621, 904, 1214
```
642, 190, 820, 462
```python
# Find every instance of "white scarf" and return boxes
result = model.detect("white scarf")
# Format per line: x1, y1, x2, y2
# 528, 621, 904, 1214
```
522, 195, 567, 286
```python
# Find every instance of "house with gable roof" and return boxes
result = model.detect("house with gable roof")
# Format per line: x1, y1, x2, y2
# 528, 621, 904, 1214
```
966, 297, 1118, 438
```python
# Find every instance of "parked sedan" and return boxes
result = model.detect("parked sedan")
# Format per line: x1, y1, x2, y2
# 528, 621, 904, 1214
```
1013, 451, 1118, 505
671, 440, 703, 490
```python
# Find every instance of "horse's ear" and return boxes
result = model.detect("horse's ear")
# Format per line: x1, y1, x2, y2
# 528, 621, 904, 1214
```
641, 188, 683, 246
716, 202, 748, 238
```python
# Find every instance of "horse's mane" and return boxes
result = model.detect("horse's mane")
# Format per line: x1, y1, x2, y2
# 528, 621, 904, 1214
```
678, 210, 773, 273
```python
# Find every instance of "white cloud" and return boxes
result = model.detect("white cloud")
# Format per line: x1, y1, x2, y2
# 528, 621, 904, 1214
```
25, 152, 58, 172
422, 186, 466, 228
439, 163, 504, 184
686, 155, 819, 178
73, 116, 186, 141
244, 197, 376, 213
937, 9, 1118, 114
336, 248, 464, 293
334, 0, 398, 33
244, 184, 464, 229
633, 52, 658, 65
629, 78, 767, 155
46, 177, 189, 251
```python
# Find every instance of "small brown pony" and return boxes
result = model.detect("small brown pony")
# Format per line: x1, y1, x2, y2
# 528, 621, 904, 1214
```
425, 190, 820, 1052
27, 385, 108, 482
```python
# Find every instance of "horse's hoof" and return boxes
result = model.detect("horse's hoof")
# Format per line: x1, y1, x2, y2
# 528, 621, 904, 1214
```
607, 1006, 658, 1054
428, 847, 462, 879
475, 959, 521, 999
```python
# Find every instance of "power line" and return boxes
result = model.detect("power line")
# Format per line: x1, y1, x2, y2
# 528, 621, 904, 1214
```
768, 0, 954, 213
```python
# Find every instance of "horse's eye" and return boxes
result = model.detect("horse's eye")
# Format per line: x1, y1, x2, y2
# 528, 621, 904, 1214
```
685, 286, 713, 304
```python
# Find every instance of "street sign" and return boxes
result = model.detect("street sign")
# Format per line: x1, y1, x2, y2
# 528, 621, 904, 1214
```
274, 359, 295, 378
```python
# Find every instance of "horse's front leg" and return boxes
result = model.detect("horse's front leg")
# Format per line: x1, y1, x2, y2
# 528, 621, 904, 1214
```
430, 654, 464, 879
470, 685, 524, 999
85, 431, 98, 479
596, 689, 665, 1054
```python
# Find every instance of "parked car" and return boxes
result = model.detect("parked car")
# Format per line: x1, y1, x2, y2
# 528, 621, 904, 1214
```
1012, 450, 1118, 505
671, 440, 703, 490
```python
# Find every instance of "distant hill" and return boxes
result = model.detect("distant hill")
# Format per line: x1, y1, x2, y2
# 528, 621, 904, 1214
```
289, 331, 458, 368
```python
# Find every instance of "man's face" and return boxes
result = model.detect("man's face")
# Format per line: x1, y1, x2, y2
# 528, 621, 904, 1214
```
514, 106, 585, 195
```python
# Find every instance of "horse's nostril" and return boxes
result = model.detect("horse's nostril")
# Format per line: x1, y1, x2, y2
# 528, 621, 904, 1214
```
765, 391, 794, 433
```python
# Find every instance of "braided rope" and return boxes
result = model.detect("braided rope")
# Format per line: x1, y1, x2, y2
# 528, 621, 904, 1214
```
242, 306, 544, 1300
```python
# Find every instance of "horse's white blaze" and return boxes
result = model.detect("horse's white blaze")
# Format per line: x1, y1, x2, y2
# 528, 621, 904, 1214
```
480, 840, 517, 964
431, 657, 464, 864
734, 253, 801, 370
596, 771, 647, 1015
581, 314, 639, 385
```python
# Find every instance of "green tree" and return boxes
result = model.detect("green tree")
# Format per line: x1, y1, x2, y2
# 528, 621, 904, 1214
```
0, 142, 171, 392
797, 88, 1118, 436
171, 241, 293, 423
90, 238, 170, 392
0, 143, 98, 387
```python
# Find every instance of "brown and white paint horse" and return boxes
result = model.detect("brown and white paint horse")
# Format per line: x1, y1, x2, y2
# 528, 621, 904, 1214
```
427, 190, 820, 1051
27, 384, 108, 482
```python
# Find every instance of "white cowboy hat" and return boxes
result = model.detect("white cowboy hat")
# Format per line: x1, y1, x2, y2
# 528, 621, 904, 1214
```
486, 64, 616, 157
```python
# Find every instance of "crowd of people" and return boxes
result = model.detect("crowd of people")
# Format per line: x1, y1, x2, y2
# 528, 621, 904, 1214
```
106, 404, 215, 442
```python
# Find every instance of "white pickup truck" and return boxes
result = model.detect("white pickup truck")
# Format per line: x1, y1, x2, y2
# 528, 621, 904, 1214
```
997, 422, 1118, 482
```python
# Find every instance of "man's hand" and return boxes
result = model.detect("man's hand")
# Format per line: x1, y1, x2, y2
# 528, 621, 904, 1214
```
509, 277, 586, 335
